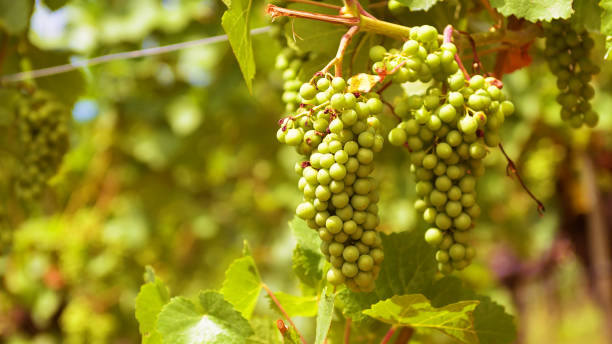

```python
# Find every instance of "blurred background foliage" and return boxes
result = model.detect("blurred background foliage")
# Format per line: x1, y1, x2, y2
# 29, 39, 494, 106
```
0, 0, 611, 343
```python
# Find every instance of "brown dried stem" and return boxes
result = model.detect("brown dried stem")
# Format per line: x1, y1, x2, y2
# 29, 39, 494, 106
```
498, 143, 545, 215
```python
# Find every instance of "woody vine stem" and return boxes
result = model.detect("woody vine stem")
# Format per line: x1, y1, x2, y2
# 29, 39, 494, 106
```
267, 0, 545, 214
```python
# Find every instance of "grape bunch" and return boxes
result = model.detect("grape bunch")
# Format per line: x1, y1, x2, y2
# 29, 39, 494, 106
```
275, 48, 311, 112
277, 75, 385, 292
544, 20, 599, 128
14, 91, 70, 200
374, 25, 515, 273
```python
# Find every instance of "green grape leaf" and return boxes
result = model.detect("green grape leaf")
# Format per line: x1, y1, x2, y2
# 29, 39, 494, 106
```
157, 291, 254, 344
572, 0, 600, 31
363, 294, 479, 344
43, 0, 69, 11
220, 254, 262, 320
606, 36, 612, 60
26, 46, 86, 106
290, 217, 324, 289
315, 287, 335, 344
601, 0, 612, 38
0, 0, 33, 35
221, 0, 255, 93
489, 0, 573, 22
338, 230, 437, 321
394, 0, 440, 11
247, 317, 283, 344
267, 292, 318, 317
425, 277, 516, 344
136, 277, 170, 344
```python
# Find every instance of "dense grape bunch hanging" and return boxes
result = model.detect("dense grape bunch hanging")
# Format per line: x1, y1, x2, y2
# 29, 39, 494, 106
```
15, 91, 70, 200
277, 75, 386, 292
544, 20, 600, 128
380, 25, 515, 273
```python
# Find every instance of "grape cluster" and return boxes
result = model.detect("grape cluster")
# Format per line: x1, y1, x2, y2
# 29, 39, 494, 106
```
374, 25, 515, 273
544, 20, 599, 128
275, 48, 311, 112
277, 76, 385, 292
15, 91, 70, 200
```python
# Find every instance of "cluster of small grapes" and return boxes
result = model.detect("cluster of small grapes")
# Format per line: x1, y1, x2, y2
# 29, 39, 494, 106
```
374, 25, 515, 273
277, 76, 385, 292
275, 48, 311, 112
14, 91, 70, 200
544, 20, 599, 128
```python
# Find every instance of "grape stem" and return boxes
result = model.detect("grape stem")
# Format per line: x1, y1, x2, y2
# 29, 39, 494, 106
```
478, 0, 503, 28
320, 25, 360, 77
498, 143, 545, 215
262, 283, 308, 344
284, 0, 342, 10
455, 29, 485, 74
443, 25, 471, 81
394, 327, 414, 343
344, 318, 352, 344
380, 326, 397, 344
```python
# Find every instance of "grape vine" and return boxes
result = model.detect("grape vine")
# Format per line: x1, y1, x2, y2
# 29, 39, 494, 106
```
14, 91, 70, 200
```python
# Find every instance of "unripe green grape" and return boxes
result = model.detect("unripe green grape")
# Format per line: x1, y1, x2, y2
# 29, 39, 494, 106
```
330, 163, 347, 180
357, 148, 374, 164
446, 130, 462, 147
453, 230, 470, 244
466, 203, 481, 218
358, 255, 374, 271
326, 216, 343, 234
438, 262, 453, 274
454, 212, 472, 230
331, 192, 349, 208
438, 104, 457, 123
469, 142, 487, 159
439, 234, 453, 250
435, 250, 449, 263
296, 201, 315, 219
449, 243, 466, 261
388, 127, 407, 146
327, 267, 345, 285
435, 213, 452, 230
425, 227, 444, 245
430, 189, 448, 207
367, 98, 383, 114
459, 116, 478, 135
354, 271, 373, 287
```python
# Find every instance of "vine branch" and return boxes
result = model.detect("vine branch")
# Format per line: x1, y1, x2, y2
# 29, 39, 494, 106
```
344, 318, 352, 344
498, 143, 545, 215
381, 326, 397, 344
262, 283, 307, 344
443, 25, 471, 81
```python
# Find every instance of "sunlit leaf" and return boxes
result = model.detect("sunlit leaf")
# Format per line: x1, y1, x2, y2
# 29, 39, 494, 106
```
364, 294, 479, 344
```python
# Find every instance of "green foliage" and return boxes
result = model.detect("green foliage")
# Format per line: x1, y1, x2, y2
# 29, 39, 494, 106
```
221, 0, 256, 93
220, 253, 262, 319
425, 277, 517, 344
42, 0, 69, 11
489, 0, 573, 22
290, 217, 325, 289
135, 271, 170, 344
267, 292, 318, 317
157, 292, 254, 344
314, 287, 335, 344
363, 294, 479, 343
0, 0, 33, 34
394, 0, 440, 11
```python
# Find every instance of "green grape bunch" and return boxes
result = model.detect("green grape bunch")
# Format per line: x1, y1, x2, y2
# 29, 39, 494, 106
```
544, 20, 599, 128
277, 75, 385, 292
377, 25, 515, 273
14, 91, 70, 200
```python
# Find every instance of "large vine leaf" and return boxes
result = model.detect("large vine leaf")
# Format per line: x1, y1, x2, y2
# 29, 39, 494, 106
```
425, 277, 516, 344
338, 229, 437, 321
266, 292, 318, 317
135, 273, 170, 344
363, 294, 479, 344
489, 0, 573, 22
601, 0, 612, 59
572, 0, 600, 31
43, 0, 69, 11
221, 0, 255, 93
157, 291, 254, 344
314, 287, 335, 344
290, 217, 324, 289
0, 0, 33, 35
246, 318, 283, 344
394, 0, 440, 11
220, 251, 262, 320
